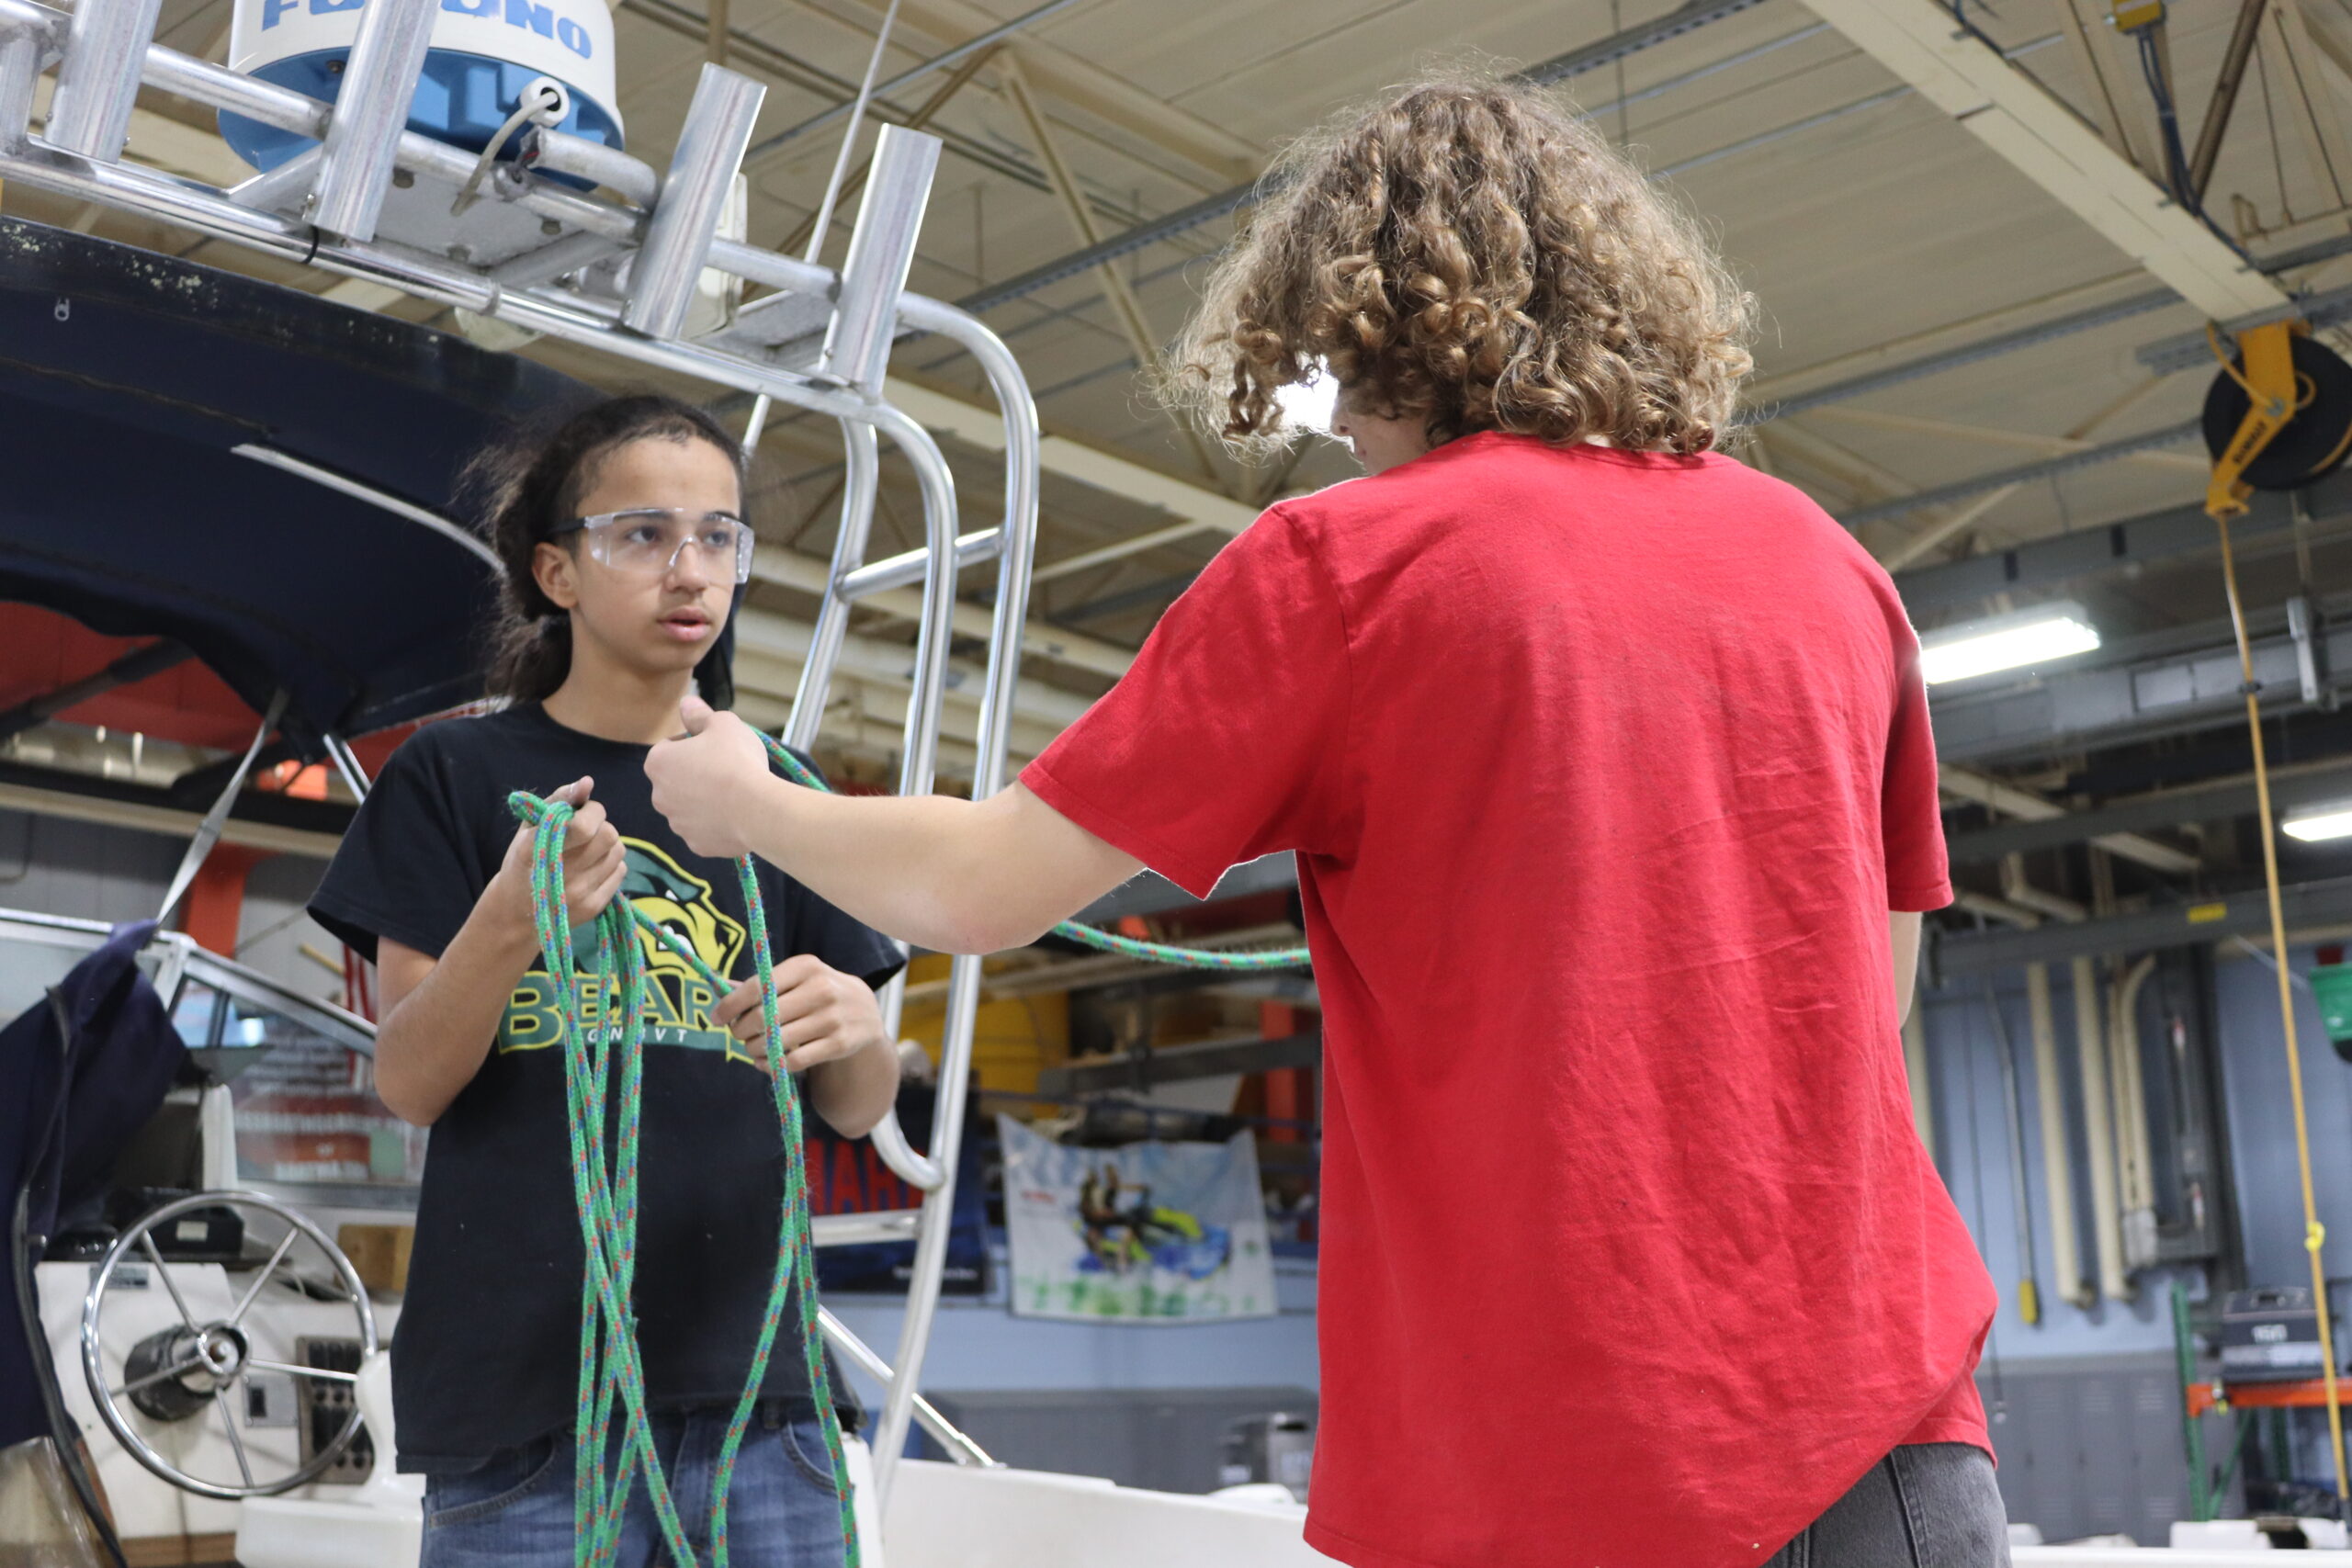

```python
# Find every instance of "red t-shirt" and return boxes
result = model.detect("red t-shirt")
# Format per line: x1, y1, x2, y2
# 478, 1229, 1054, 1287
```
1023, 432, 1994, 1568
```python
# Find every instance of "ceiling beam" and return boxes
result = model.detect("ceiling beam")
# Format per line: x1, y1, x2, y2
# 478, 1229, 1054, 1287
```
1799, 0, 2290, 320
1836, 418, 2203, 531
747, 0, 1077, 167
1939, 764, 2199, 874
1932, 874, 2352, 975
2049, 0, 2148, 175
772, 42, 1000, 256
1953, 889, 2047, 928
954, 0, 1771, 319
1871, 375, 2170, 570
1031, 519, 1220, 584
1948, 756, 2352, 864
999, 52, 1227, 487
2264, 1, 2352, 215
816, 0, 1261, 184
621, 0, 1068, 201
1808, 405, 2210, 471
1752, 229, 2352, 424
1753, 277, 2174, 418
1892, 468, 2338, 611
2301, 0, 2352, 105
880, 373, 1257, 536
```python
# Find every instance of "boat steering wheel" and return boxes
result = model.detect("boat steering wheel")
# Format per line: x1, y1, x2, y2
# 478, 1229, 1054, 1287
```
80, 1191, 379, 1500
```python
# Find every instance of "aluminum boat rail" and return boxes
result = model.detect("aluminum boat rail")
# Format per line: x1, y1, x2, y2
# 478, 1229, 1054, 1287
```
0, 0, 1037, 1501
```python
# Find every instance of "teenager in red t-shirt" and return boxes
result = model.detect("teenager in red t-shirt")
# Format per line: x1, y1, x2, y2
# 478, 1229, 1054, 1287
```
649, 77, 2003, 1568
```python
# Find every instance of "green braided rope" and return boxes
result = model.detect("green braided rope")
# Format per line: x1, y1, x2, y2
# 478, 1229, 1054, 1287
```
511, 791, 860, 1568
500, 728, 1304, 1565
753, 735, 1313, 973
522, 807, 698, 1567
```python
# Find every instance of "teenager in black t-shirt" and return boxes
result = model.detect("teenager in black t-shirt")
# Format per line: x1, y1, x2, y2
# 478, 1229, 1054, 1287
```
310, 395, 899, 1568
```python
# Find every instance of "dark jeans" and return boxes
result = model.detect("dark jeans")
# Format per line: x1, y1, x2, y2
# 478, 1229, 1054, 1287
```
419, 1404, 847, 1568
1769, 1444, 2010, 1568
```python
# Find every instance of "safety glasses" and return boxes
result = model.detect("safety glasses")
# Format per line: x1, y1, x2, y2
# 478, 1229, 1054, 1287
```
549, 508, 754, 584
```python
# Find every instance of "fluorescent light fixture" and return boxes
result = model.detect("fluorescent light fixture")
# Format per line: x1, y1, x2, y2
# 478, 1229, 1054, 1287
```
1275, 369, 1339, 436
1918, 602, 2101, 685
2285, 804, 2352, 842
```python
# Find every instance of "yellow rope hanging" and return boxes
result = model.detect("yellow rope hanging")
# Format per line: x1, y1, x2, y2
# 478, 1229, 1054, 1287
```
2215, 510, 2350, 1506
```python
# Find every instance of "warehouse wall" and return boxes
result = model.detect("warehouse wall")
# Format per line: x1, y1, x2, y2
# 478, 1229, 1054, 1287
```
1919, 952, 2352, 1358
2211, 949, 2352, 1292
1915, 975, 2185, 1363
1916, 946, 2352, 1543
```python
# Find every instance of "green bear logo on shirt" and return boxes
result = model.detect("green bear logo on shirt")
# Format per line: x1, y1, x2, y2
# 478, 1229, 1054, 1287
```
497, 838, 758, 1064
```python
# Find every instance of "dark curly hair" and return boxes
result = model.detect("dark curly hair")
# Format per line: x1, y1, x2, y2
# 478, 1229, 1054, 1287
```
464, 393, 747, 705
1165, 72, 1755, 456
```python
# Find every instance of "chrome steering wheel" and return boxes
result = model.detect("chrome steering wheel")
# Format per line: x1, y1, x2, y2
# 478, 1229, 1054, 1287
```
81, 1190, 379, 1500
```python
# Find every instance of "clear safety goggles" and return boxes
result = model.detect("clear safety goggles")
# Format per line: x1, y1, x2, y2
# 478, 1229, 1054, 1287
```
550, 508, 755, 583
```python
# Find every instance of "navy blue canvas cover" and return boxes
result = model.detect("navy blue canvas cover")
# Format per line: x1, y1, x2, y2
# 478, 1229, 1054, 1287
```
1, 922, 184, 1448
0, 218, 595, 755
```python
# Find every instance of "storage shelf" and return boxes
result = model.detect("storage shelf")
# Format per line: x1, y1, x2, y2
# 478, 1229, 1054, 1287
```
2187, 1379, 2352, 1416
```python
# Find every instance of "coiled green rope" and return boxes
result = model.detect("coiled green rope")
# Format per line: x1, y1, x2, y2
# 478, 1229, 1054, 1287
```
756, 734, 1313, 973
511, 790, 858, 1568
504, 736, 1307, 1565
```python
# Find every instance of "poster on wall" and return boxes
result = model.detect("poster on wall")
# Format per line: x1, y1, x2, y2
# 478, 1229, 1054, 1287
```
999, 1115, 1277, 1323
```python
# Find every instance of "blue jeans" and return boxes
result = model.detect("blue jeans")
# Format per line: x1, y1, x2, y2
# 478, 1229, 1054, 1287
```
420, 1406, 849, 1568
1769, 1444, 2010, 1567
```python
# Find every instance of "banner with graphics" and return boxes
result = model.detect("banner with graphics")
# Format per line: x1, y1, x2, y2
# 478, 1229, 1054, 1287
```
1000, 1116, 1276, 1323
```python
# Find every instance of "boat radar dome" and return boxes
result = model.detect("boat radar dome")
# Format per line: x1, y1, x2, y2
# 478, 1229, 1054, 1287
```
220, 0, 623, 176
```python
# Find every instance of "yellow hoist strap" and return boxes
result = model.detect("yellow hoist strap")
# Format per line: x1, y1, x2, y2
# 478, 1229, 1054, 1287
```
2206, 339, 2350, 1496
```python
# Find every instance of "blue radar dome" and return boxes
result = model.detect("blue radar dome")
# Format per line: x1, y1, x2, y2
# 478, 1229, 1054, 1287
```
219, 0, 624, 177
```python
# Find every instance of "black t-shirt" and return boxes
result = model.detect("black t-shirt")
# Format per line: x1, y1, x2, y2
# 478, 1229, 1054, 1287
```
308, 704, 900, 1472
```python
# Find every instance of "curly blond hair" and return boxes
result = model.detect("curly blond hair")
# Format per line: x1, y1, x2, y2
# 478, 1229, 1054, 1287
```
1166, 73, 1755, 457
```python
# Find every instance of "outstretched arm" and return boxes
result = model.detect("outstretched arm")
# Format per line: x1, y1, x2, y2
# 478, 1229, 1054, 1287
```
646, 700, 1142, 954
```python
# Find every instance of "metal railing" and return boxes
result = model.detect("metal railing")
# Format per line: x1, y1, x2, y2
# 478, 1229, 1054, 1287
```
0, 0, 1035, 1504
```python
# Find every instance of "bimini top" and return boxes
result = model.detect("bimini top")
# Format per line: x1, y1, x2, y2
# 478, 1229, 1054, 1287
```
0, 216, 594, 756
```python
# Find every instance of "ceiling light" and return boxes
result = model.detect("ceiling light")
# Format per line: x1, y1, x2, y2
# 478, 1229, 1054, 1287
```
1275, 370, 1339, 436
1918, 602, 2101, 685
2284, 805, 2352, 843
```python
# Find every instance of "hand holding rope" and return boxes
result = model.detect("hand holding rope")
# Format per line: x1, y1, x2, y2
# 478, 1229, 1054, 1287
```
508, 787, 858, 1568
501, 732, 1307, 1565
